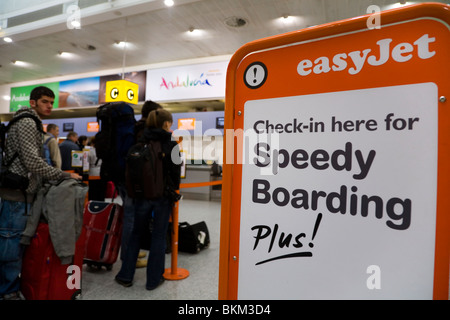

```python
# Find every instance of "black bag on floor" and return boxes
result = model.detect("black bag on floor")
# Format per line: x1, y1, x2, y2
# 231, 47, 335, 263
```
178, 221, 210, 253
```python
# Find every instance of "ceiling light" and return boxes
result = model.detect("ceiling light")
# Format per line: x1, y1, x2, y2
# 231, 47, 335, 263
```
58, 51, 76, 59
3, 95, 10, 101
281, 15, 295, 24
274, 15, 302, 28
114, 40, 135, 49
3, 37, 12, 43
384, 1, 416, 9
164, 0, 174, 7
12, 60, 30, 67
187, 27, 203, 36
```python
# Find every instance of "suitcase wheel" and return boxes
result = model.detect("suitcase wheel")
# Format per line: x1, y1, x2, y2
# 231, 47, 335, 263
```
71, 289, 82, 300
85, 260, 113, 271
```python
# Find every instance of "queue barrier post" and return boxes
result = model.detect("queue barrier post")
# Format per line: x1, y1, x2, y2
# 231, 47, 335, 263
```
163, 190, 190, 280
163, 180, 223, 281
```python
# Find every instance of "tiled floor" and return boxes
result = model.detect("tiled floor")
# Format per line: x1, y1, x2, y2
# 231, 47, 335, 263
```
80, 199, 221, 300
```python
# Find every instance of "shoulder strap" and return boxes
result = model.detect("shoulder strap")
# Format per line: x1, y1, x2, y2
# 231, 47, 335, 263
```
44, 136, 52, 145
3, 113, 45, 167
7, 113, 44, 134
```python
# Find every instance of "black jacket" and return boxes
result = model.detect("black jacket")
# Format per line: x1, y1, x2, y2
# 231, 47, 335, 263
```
142, 127, 181, 192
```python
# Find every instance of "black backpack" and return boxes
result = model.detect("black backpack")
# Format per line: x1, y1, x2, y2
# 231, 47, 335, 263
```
95, 102, 136, 183
0, 113, 44, 208
125, 140, 164, 200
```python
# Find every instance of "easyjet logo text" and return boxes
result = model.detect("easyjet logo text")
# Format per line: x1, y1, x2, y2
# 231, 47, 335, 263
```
297, 34, 435, 76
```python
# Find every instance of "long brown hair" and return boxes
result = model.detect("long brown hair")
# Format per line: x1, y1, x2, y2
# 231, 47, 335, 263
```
146, 109, 173, 129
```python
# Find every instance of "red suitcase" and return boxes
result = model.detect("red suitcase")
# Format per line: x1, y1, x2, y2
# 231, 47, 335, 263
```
21, 223, 86, 300
83, 201, 123, 270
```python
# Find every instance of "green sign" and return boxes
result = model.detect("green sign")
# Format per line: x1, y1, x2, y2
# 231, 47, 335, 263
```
9, 82, 60, 112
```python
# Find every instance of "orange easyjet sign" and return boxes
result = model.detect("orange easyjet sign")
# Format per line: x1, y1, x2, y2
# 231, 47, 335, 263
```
220, 3, 450, 300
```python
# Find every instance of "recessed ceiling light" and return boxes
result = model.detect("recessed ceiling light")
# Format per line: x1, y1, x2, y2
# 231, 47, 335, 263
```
114, 40, 135, 49
164, 0, 174, 7
384, 1, 415, 9
58, 51, 76, 59
187, 27, 203, 36
12, 60, 30, 67
4, 37, 12, 43
281, 15, 295, 23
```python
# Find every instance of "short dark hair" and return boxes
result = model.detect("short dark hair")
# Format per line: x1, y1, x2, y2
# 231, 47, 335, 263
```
67, 131, 78, 139
30, 86, 55, 101
46, 123, 58, 132
78, 135, 87, 144
141, 100, 162, 119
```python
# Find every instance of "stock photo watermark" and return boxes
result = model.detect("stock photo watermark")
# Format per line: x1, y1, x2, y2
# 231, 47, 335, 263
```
67, 4, 81, 29
367, 5, 382, 30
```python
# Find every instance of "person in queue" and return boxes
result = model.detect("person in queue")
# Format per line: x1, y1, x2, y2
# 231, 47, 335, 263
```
115, 109, 181, 290
0, 86, 81, 300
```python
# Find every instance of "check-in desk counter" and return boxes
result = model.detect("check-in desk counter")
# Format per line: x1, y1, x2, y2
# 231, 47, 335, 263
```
180, 164, 222, 201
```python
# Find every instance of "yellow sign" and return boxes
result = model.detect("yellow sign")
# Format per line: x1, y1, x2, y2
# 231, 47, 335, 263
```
105, 80, 139, 104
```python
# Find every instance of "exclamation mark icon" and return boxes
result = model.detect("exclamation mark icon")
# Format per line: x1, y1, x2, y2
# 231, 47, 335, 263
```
309, 213, 323, 248
245, 62, 267, 89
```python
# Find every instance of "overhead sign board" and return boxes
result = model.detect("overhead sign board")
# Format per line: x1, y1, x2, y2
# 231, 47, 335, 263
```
146, 61, 228, 102
219, 3, 450, 300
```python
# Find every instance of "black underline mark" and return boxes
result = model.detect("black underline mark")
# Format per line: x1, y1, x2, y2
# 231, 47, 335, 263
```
255, 252, 313, 266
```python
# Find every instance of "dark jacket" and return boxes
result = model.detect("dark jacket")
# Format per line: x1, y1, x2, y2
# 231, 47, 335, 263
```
142, 128, 181, 192
59, 139, 79, 171
134, 118, 147, 143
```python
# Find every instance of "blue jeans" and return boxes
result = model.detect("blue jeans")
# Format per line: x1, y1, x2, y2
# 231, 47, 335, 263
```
0, 200, 30, 295
116, 197, 171, 289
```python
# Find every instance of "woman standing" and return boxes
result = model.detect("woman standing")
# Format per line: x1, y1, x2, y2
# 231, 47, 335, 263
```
115, 109, 181, 290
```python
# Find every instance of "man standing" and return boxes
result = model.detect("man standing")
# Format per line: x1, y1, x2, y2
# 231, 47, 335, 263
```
0, 86, 81, 300
59, 131, 79, 171
44, 123, 62, 168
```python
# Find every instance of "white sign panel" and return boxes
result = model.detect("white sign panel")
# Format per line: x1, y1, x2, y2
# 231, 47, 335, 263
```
238, 82, 438, 299
146, 61, 228, 102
